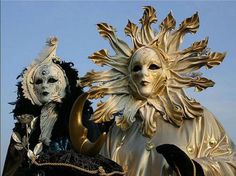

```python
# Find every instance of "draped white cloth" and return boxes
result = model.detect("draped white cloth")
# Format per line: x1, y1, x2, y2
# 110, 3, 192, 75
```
39, 103, 57, 146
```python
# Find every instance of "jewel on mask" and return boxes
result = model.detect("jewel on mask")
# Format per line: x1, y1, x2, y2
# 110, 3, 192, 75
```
42, 70, 48, 75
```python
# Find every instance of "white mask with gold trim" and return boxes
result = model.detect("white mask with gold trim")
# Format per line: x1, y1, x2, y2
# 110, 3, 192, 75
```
22, 37, 68, 106
33, 63, 67, 104
129, 47, 166, 99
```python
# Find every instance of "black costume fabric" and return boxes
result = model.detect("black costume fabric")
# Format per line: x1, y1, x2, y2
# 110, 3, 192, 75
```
156, 144, 204, 176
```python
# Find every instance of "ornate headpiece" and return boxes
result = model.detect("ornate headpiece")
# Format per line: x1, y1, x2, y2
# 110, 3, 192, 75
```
80, 6, 226, 130
22, 37, 69, 106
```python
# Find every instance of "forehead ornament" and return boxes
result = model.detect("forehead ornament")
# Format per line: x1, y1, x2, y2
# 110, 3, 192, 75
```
42, 70, 48, 75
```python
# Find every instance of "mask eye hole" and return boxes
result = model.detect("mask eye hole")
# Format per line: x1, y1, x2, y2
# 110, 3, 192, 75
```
48, 78, 58, 83
132, 65, 141, 72
35, 79, 43, 85
149, 64, 160, 70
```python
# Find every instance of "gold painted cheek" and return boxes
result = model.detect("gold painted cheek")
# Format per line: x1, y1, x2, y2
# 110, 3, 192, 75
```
149, 71, 162, 85
150, 72, 159, 80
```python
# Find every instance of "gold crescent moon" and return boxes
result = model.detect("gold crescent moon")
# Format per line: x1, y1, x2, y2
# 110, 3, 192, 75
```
69, 92, 106, 156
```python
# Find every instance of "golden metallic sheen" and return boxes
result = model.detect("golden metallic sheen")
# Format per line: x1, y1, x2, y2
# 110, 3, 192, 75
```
72, 6, 235, 175
69, 92, 106, 156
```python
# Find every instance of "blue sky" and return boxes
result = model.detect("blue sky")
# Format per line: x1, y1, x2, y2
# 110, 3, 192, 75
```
1, 1, 236, 172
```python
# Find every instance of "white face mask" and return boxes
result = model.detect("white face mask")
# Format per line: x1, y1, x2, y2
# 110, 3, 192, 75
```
129, 47, 165, 99
33, 64, 67, 104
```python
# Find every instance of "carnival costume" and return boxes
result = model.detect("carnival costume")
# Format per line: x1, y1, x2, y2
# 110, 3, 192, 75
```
3, 37, 124, 176
72, 6, 236, 176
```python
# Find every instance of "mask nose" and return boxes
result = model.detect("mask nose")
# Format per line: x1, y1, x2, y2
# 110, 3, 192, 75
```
41, 81, 48, 89
141, 68, 149, 77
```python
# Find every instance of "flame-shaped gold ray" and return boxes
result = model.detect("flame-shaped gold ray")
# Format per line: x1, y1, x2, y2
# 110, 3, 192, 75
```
169, 89, 203, 119
88, 77, 129, 99
167, 12, 200, 53
139, 6, 157, 44
92, 95, 129, 123
169, 70, 215, 91
206, 52, 226, 68
89, 49, 128, 74
97, 23, 131, 57
80, 69, 124, 87
158, 11, 176, 52
159, 89, 184, 126
179, 37, 208, 57
123, 96, 145, 125
174, 52, 226, 73
125, 20, 143, 49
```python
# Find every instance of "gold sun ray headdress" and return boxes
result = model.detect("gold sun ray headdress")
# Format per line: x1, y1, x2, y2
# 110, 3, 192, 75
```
80, 6, 226, 130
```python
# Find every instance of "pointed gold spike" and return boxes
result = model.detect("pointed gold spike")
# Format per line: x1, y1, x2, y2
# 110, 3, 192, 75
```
89, 49, 128, 74
125, 20, 143, 49
139, 6, 157, 25
97, 23, 132, 57
139, 6, 157, 44
180, 37, 208, 55
206, 52, 226, 68
89, 49, 109, 67
178, 12, 199, 34
125, 20, 139, 37
160, 11, 176, 31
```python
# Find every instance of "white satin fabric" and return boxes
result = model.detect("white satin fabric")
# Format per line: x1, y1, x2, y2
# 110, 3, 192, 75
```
101, 107, 236, 175
39, 103, 58, 146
